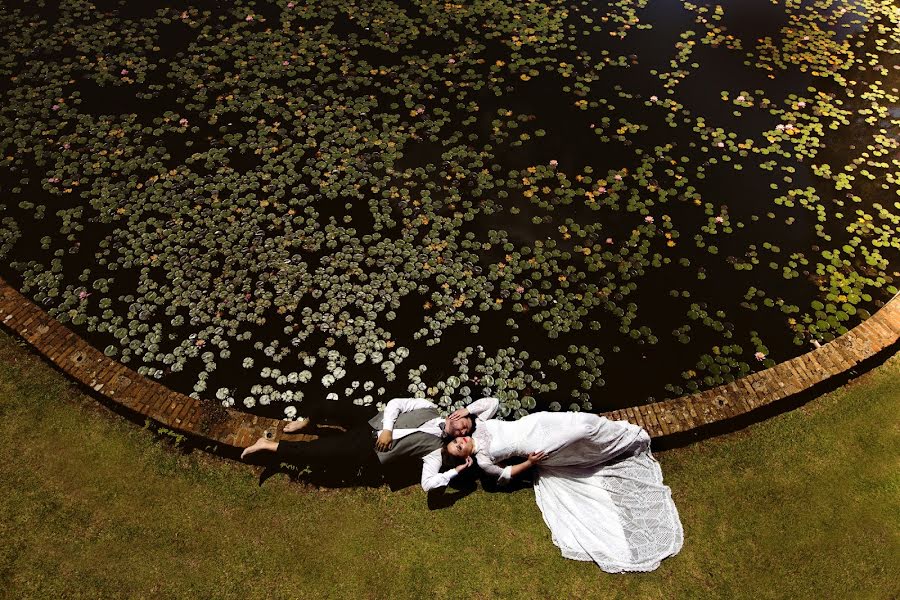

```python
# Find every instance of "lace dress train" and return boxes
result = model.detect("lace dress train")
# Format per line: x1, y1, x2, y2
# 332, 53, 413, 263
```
478, 413, 683, 572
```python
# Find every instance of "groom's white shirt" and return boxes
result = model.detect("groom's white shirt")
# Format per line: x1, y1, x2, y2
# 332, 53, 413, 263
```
418, 397, 500, 491
380, 396, 499, 440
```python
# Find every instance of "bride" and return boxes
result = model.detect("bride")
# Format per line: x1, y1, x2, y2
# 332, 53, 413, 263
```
440, 410, 683, 573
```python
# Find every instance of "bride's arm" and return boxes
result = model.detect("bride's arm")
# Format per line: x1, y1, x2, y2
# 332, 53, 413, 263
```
479, 452, 546, 484
463, 397, 500, 420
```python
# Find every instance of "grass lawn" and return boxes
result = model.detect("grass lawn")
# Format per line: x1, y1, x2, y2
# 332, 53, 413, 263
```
0, 329, 897, 599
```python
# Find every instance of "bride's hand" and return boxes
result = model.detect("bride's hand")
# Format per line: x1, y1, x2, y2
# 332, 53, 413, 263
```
526, 451, 547, 464
455, 456, 474, 473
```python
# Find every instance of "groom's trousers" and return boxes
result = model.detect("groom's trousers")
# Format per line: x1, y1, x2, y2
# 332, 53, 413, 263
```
274, 424, 382, 484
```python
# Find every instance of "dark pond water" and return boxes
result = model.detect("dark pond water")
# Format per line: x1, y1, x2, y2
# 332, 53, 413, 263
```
0, 0, 897, 425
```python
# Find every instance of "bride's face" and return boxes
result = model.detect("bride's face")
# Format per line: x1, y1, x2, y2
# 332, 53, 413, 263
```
447, 436, 474, 458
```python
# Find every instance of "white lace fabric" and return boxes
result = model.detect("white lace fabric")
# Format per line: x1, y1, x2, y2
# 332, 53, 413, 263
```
473, 412, 683, 573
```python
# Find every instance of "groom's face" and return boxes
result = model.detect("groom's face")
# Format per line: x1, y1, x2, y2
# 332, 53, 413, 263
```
444, 416, 472, 437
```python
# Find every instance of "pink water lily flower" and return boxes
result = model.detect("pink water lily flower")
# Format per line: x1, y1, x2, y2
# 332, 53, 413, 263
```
597, 186, 607, 194
797, 101, 806, 108
715, 216, 724, 223
614, 174, 623, 181
549, 159, 558, 167
179, 118, 189, 127
282, 60, 289, 66
245, 14, 254, 21
79, 290, 91, 300
52, 104, 60, 110
120, 69, 129, 75
287, 1, 295, 7
605, 237, 614, 244
754, 351, 766, 361
736, 95, 745, 102
716, 141, 725, 148
644, 216, 654, 223
515, 285, 525, 293
649, 95, 658, 102
448, 57, 456, 64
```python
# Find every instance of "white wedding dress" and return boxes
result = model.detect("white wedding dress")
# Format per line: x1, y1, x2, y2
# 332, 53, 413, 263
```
472, 412, 684, 573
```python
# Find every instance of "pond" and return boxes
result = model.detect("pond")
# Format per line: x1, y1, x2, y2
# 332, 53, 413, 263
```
0, 0, 897, 423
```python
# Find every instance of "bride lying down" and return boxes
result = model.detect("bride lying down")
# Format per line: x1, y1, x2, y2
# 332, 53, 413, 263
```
424, 404, 683, 573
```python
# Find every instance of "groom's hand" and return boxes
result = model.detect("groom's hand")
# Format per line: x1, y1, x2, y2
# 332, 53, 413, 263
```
375, 430, 393, 452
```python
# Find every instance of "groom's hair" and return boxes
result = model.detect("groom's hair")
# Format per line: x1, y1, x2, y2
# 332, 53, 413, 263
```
465, 415, 477, 435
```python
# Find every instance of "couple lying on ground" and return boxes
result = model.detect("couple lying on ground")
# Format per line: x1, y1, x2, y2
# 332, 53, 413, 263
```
241, 396, 683, 573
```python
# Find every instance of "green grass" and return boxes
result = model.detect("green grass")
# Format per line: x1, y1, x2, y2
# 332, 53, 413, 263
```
0, 329, 898, 599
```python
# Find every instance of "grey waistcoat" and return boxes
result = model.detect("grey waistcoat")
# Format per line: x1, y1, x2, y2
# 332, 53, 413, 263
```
368, 407, 443, 464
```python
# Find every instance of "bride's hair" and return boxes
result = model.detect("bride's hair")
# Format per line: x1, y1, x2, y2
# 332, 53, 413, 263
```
441, 437, 465, 467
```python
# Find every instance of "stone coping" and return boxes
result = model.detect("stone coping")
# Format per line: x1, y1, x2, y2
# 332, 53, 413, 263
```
1, 276, 898, 448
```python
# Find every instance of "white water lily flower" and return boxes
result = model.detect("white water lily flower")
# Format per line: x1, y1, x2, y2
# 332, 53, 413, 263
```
326, 392, 339, 401
243, 396, 256, 408
284, 406, 297, 418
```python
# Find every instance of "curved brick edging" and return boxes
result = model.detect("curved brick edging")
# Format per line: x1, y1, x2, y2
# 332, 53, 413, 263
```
0, 278, 293, 449
0, 276, 898, 448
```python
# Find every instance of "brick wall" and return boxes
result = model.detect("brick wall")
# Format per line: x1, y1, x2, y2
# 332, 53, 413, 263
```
1, 277, 897, 447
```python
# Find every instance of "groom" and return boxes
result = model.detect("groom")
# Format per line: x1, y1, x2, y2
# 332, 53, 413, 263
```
240, 396, 499, 485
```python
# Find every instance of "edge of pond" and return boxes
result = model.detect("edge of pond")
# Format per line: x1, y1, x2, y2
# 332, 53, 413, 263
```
1, 275, 897, 452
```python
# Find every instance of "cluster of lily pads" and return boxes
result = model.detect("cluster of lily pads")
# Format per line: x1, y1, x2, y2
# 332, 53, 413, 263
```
0, 0, 896, 420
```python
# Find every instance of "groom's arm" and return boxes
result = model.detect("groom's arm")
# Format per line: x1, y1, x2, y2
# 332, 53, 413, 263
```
377, 397, 437, 451
381, 397, 437, 431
